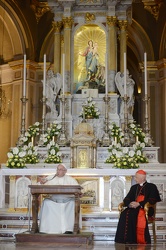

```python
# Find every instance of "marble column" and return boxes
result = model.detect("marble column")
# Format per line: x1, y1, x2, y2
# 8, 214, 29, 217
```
53, 21, 62, 74
118, 20, 128, 73
62, 17, 73, 94
107, 16, 117, 93
103, 175, 111, 211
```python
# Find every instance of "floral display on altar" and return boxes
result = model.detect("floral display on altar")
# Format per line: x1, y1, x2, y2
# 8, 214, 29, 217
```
105, 122, 149, 169
39, 122, 62, 145
79, 97, 100, 119
44, 141, 62, 164
6, 121, 62, 168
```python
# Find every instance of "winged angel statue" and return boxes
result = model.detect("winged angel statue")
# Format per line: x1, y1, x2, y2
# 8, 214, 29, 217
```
115, 70, 135, 122
44, 70, 62, 119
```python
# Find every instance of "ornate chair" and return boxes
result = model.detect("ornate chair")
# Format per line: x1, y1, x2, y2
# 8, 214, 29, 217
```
118, 201, 157, 243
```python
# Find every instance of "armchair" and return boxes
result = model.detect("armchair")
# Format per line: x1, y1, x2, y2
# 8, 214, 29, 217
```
118, 201, 156, 243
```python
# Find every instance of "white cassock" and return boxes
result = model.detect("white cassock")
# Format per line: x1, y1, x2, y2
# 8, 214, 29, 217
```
39, 175, 81, 234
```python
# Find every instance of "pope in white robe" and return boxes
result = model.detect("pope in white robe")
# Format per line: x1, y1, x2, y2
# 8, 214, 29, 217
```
39, 164, 80, 234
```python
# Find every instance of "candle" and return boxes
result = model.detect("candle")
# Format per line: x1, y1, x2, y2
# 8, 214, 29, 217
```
62, 53, 65, 94
124, 52, 127, 95
43, 54, 46, 96
23, 54, 26, 97
105, 54, 108, 94
144, 52, 147, 95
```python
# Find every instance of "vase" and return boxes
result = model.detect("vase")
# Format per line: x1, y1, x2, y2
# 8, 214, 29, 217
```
31, 136, 34, 146
114, 137, 118, 144
86, 115, 94, 119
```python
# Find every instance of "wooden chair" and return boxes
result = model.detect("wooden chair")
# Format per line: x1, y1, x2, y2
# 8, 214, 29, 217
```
118, 201, 157, 243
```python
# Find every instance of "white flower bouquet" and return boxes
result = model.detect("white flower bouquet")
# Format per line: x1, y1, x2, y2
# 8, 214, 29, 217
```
6, 147, 26, 168
80, 97, 100, 119
128, 122, 146, 143
44, 141, 62, 163
109, 123, 124, 143
23, 142, 39, 164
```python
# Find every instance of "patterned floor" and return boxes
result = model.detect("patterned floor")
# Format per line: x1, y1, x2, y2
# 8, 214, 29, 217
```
0, 239, 166, 250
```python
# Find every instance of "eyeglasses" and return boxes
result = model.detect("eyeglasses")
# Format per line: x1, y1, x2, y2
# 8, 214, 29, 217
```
57, 168, 66, 171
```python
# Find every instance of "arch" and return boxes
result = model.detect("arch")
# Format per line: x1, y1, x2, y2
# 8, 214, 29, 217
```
0, 1, 34, 62
128, 19, 154, 61
40, 28, 55, 63
159, 22, 166, 58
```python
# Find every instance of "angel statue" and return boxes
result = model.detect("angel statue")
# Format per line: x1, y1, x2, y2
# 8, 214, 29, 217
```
115, 70, 135, 123
44, 70, 62, 120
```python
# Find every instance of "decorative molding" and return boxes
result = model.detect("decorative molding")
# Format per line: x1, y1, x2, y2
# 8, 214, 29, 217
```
142, 0, 164, 21
30, 0, 50, 23
85, 12, 96, 22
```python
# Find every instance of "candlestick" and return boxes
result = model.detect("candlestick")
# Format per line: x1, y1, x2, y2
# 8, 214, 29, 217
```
43, 54, 46, 96
144, 52, 147, 95
105, 54, 108, 94
124, 52, 127, 95
62, 53, 65, 94
23, 54, 26, 97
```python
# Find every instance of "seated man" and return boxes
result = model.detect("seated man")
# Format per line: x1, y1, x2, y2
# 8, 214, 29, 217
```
39, 163, 81, 234
115, 169, 161, 244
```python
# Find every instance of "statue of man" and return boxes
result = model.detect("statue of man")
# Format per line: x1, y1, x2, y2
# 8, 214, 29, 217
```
45, 70, 62, 119
115, 70, 135, 123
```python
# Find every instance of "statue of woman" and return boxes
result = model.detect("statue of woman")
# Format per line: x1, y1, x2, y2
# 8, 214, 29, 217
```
79, 40, 99, 81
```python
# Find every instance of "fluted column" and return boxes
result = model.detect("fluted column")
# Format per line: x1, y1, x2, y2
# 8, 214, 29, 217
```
118, 20, 128, 72
53, 21, 62, 74
107, 16, 117, 93
103, 176, 111, 211
62, 17, 73, 94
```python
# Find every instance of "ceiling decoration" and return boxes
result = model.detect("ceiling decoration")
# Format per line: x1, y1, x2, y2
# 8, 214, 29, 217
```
142, 0, 163, 20
30, 0, 50, 23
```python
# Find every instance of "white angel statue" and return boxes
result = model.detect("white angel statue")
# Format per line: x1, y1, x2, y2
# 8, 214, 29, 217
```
45, 70, 62, 119
115, 70, 135, 122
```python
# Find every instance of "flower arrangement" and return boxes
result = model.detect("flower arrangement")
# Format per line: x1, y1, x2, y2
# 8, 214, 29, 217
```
23, 142, 39, 164
19, 122, 40, 145
44, 141, 62, 163
39, 122, 62, 146
6, 121, 63, 168
6, 147, 26, 169
80, 97, 100, 119
128, 122, 147, 144
105, 122, 149, 169
109, 123, 124, 143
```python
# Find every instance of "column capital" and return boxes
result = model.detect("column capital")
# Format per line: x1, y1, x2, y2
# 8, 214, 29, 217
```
118, 20, 128, 31
9, 175, 16, 181
52, 21, 63, 33
125, 176, 132, 182
106, 16, 117, 27
62, 16, 73, 29
103, 176, 111, 182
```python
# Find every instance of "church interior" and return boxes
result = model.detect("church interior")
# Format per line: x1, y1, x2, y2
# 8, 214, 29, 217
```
0, 0, 166, 248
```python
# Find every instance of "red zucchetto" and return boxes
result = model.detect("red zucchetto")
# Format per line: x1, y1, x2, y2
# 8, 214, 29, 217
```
136, 169, 146, 175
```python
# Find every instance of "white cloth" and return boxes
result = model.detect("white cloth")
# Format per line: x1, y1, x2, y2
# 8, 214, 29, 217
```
39, 175, 80, 234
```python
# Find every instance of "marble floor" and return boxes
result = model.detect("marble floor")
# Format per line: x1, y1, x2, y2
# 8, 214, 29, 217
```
0, 239, 166, 250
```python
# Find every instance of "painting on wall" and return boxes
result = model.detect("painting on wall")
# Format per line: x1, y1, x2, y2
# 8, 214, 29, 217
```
75, 177, 99, 206
73, 24, 106, 94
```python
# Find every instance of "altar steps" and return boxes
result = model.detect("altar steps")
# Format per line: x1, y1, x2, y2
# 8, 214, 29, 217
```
0, 210, 119, 241
0, 209, 165, 242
